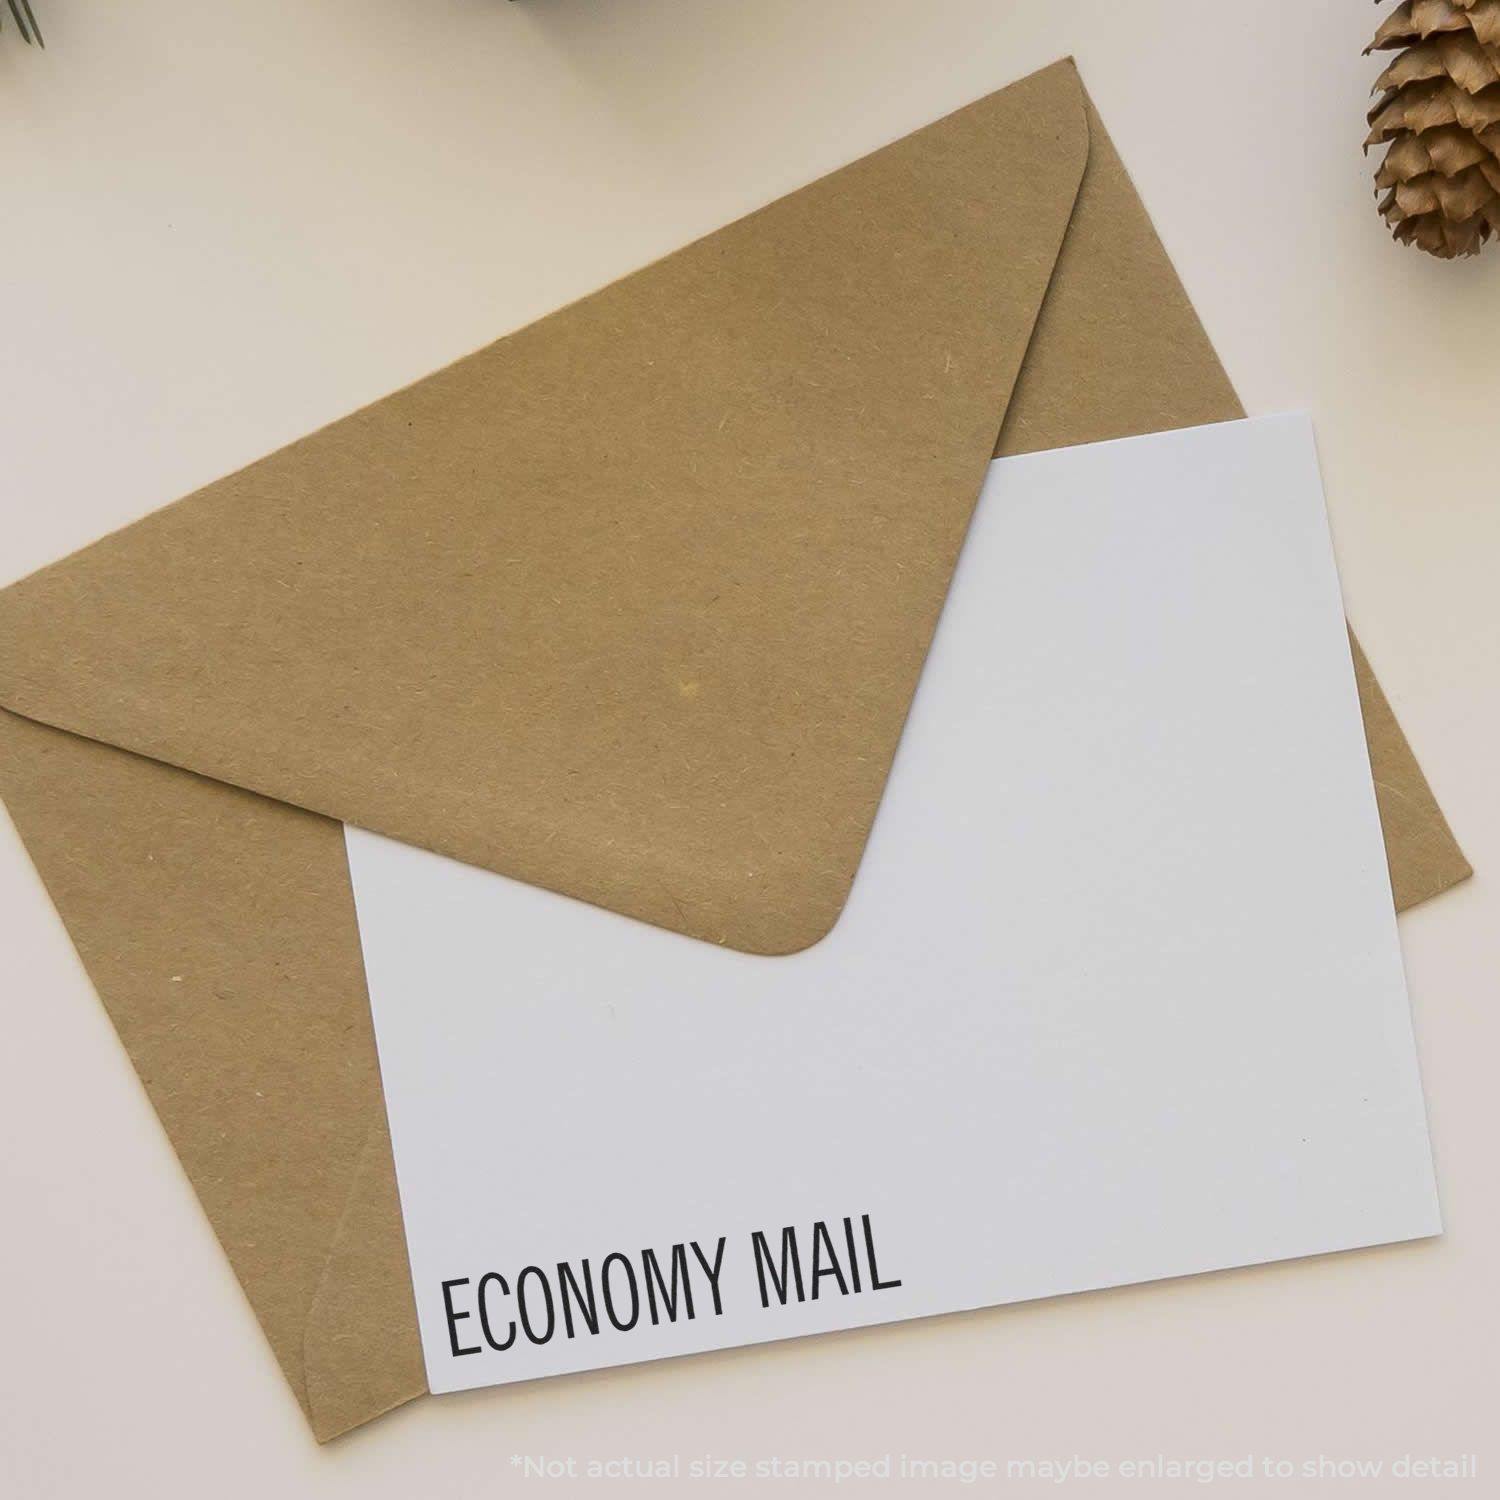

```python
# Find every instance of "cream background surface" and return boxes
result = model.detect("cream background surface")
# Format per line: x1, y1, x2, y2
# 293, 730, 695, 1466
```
0, 3, 1494, 1496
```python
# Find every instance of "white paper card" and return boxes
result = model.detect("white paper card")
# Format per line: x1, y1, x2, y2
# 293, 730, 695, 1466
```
347, 416, 1440, 1396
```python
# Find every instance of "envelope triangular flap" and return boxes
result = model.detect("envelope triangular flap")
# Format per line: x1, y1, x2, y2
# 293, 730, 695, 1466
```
0, 61, 1090, 957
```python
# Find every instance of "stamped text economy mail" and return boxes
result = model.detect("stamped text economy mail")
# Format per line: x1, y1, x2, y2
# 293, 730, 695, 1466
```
440, 1215, 902, 1356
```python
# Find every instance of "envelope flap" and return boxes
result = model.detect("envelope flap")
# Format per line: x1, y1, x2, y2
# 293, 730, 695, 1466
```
0, 61, 1089, 956
0, 707, 424, 1433
302, 1114, 425, 1440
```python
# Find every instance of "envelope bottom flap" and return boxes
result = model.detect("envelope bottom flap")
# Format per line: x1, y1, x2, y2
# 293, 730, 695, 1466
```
0, 709, 412, 1425
302, 1116, 427, 1440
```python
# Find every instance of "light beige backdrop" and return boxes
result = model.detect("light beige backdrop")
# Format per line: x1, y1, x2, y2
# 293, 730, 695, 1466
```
0, 3, 1495, 1496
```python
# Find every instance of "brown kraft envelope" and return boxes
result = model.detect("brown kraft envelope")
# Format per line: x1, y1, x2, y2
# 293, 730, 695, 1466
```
0, 60, 1469, 1440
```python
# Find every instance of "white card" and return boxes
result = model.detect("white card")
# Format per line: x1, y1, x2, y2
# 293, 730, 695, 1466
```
346, 416, 1439, 1396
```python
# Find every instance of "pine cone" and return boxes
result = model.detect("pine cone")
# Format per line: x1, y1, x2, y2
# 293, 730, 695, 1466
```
1366, 1, 1500, 256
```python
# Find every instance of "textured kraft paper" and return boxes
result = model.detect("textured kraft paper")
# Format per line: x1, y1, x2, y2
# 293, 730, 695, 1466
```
0, 61, 1469, 1441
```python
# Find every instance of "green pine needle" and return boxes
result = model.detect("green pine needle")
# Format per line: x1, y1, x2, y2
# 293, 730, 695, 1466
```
4, 0, 45, 49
